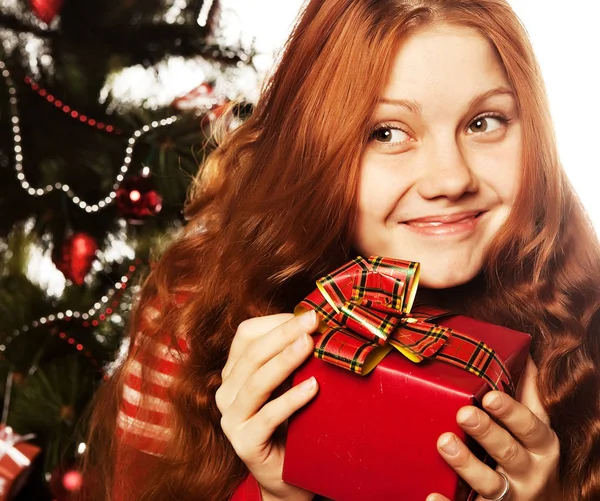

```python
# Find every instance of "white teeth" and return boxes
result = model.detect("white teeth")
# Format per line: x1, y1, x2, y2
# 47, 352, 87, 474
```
409, 221, 444, 227
406, 215, 475, 227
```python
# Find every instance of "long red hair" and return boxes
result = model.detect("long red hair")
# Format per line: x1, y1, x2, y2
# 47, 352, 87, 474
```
82, 1, 600, 499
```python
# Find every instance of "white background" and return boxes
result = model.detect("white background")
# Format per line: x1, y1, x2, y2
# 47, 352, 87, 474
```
220, 0, 600, 231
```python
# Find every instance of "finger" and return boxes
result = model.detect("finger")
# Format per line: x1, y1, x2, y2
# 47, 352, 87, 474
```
482, 391, 558, 455
516, 355, 549, 424
437, 432, 509, 500
227, 331, 315, 420
217, 312, 315, 413
222, 311, 318, 400
457, 405, 531, 472
425, 495, 451, 501
243, 376, 319, 449
223, 313, 294, 379
224, 311, 318, 380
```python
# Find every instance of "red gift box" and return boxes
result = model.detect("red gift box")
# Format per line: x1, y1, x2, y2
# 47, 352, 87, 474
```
282, 257, 531, 501
0, 426, 40, 501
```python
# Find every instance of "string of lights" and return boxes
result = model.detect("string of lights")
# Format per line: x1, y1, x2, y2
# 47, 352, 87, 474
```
197, 0, 215, 27
0, 259, 143, 377
0, 59, 179, 214
25, 76, 123, 134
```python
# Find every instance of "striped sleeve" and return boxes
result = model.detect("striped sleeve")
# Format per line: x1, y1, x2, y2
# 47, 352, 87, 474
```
113, 300, 264, 501
116, 304, 190, 457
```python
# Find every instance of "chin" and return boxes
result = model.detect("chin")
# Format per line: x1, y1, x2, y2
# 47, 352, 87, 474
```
417, 269, 479, 290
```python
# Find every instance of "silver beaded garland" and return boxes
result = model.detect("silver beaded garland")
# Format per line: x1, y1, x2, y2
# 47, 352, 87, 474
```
0, 59, 179, 213
0, 261, 139, 353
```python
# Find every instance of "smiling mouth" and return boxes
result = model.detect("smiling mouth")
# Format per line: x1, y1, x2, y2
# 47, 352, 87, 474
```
404, 211, 483, 226
402, 211, 485, 235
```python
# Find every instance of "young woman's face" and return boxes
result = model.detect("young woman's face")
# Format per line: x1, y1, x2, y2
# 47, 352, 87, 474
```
353, 23, 522, 288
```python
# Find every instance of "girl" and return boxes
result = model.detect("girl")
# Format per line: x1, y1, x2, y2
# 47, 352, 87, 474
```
82, 0, 600, 500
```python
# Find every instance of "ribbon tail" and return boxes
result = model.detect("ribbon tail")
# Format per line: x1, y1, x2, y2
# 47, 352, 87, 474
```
435, 332, 515, 395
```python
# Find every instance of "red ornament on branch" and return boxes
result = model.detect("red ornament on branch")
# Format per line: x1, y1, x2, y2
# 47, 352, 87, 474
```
52, 233, 98, 286
172, 82, 215, 111
49, 465, 83, 501
116, 175, 163, 224
29, 0, 65, 24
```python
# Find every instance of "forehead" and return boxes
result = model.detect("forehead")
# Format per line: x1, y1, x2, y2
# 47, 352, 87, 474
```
382, 23, 511, 106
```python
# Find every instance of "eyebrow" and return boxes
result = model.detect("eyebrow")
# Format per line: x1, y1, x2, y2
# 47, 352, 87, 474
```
377, 86, 515, 115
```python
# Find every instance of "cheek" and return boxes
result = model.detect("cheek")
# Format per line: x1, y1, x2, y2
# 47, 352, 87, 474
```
357, 154, 410, 221
471, 133, 522, 203
495, 152, 522, 205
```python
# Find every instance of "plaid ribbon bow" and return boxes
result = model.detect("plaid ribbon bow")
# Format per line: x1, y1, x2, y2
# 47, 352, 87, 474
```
295, 256, 514, 395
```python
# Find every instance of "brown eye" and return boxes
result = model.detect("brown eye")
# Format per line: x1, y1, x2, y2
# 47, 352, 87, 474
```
373, 128, 393, 142
467, 116, 505, 134
370, 126, 410, 144
471, 118, 488, 132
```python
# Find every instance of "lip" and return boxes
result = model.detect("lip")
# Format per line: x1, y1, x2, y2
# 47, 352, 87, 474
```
402, 211, 485, 236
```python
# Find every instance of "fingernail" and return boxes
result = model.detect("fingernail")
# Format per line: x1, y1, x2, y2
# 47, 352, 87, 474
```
298, 376, 316, 394
298, 310, 317, 329
485, 393, 503, 411
440, 435, 459, 456
458, 409, 480, 428
292, 333, 309, 353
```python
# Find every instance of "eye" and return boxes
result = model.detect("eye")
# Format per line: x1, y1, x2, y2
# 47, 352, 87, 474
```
369, 126, 411, 145
467, 115, 507, 135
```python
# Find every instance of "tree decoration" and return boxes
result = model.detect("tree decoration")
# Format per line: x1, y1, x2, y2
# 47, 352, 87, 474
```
52, 233, 98, 286
172, 82, 215, 111
24, 77, 122, 134
1, 61, 179, 214
29, 0, 65, 24
48, 466, 82, 501
0, 259, 142, 376
0, 427, 40, 499
116, 175, 163, 224
0, 0, 258, 495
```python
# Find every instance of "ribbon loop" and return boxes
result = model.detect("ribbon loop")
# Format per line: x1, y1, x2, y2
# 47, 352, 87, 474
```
296, 256, 515, 394
314, 327, 393, 375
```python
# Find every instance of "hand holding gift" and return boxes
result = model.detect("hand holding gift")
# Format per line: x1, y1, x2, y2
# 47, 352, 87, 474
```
282, 256, 533, 501
216, 313, 320, 501
429, 356, 561, 501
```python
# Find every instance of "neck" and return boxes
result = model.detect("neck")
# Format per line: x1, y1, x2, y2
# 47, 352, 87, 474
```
414, 273, 485, 315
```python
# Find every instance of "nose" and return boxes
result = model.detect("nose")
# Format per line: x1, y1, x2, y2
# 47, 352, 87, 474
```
416, 138, 479, 201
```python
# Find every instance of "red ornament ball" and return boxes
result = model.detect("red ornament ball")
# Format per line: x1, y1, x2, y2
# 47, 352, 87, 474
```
29, 0, 64, 24
49, 466, 82, 501
52, 232, 98, 286
62, 470, 83, 491
116, 176, 163, 224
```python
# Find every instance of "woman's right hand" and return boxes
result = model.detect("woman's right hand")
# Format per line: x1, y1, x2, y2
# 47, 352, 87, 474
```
216, 310, 320, 501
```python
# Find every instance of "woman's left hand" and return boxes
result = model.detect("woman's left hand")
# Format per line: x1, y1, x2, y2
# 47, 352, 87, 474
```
427, 356, 561, 501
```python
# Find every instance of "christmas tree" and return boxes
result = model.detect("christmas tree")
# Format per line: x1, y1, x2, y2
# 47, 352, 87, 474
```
0, 0, 257, 498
